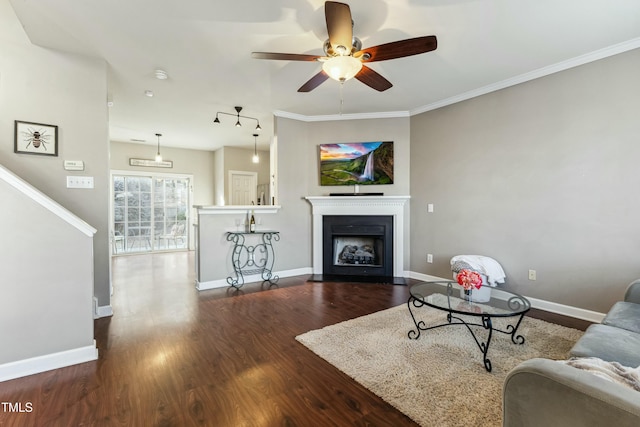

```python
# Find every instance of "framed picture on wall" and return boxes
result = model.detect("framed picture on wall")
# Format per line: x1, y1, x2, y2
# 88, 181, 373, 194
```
14, 120, 59, 156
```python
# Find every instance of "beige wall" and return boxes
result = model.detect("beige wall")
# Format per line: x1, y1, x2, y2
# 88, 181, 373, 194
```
409, 48, 640, 313
0, 174, 94, 368
110, 140, 216, 209
196, 116, 412, 282
218, 146, 270, 205
305, 118, 411, 196
0, 3, 110, 308
272, 116, 412, 274
213, 148, 225, 205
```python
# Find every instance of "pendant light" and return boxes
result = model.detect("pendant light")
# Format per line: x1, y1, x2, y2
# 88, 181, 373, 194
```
155, 133, 163, 162
252, 133, 259, 164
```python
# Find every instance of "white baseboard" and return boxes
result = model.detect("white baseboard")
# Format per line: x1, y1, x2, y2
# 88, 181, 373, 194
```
0, 341, 99, 382
407, 271, 605, 323
93, 297, 113, 318
97, 305, 113, 318
525, 295, 605, 324
407, 271, 450, 283
196, 267, 313, 291
196, 278, 228, 290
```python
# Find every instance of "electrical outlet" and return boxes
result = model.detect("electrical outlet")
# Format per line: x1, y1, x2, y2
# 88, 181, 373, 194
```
427, 254, 433, 263
528, 269, 537, 281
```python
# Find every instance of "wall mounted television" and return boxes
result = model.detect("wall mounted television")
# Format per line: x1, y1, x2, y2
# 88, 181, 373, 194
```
319, 141, 394, 186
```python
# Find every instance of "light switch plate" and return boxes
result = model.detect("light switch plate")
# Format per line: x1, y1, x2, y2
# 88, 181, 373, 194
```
67, 176, 94, 189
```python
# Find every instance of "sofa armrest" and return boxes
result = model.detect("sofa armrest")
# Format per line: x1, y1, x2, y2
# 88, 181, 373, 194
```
503, 358, 640, 427
624, 279, 640, 304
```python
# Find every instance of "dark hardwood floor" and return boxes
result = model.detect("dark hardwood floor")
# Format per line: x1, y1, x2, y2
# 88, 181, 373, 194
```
0, 252, 590, 426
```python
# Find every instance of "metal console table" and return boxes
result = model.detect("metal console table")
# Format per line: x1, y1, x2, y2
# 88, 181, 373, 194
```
407, 281, 531, 372
226, 231, 279, 288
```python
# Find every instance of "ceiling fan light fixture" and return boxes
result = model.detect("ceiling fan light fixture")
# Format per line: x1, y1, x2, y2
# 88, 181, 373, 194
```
322, 55, 362, 82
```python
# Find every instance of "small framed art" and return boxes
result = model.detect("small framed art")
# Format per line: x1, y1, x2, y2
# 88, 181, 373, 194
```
14, 120, 59, 156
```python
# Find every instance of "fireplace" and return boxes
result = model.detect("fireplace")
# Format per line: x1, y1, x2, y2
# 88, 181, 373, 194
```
305, 195, 410, 284
323, 215, 393, 277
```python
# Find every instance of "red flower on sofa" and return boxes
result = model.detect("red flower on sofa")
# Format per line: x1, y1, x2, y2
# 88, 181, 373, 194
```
456, 269, 483, 291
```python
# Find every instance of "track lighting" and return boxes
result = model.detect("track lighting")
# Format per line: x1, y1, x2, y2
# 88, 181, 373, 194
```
213, 106, 262, 131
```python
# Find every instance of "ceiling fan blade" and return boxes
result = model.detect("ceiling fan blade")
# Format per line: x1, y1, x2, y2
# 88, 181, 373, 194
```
298, 71, 330, 92
252, 52, 322, 62
355, 65, 393, 92
356, 36, 437, 62
325, 1, 353, 54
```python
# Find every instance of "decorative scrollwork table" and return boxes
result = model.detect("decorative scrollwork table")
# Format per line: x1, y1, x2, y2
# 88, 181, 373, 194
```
407, 281, 531, 372
226, 231, 279, 288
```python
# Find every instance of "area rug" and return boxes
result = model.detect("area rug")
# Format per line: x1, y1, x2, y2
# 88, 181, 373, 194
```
296, 302, 584, 426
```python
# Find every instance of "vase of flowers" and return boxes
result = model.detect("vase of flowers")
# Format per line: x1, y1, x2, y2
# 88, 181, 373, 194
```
456, 269, 489, 302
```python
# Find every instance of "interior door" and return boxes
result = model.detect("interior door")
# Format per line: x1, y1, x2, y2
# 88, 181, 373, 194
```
229, 171, 257, 205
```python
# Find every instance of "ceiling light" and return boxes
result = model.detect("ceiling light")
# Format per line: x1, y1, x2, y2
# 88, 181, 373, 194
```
145, 90, 154, 97
155, 133, 163, 162
154, 69, 169, 80
252, 134, 259, 164
322, 56, 363, 82
213, 106, 261, 131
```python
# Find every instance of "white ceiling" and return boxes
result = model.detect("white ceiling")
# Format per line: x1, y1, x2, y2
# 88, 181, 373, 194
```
9, 0, 640, 152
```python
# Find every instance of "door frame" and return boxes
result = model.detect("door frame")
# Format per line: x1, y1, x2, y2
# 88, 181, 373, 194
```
228, 170, 257, 205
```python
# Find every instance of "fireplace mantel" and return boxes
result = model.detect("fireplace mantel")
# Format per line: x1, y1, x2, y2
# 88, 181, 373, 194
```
305, 196, 410, 277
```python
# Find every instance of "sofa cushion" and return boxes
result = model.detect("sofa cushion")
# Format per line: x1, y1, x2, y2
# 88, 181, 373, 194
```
602, 301, 640, 333
570, 324, 640, 368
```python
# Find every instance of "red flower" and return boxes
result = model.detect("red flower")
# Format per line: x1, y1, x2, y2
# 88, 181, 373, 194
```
456, 269, 483, 290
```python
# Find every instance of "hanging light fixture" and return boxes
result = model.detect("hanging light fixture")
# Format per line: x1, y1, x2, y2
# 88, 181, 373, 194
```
252, 134, 260, 164
213, 106, 262, 131
155, 133, 163, 162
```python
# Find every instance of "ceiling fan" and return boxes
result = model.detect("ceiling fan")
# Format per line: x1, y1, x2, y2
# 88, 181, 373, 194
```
252, 1, 437, 92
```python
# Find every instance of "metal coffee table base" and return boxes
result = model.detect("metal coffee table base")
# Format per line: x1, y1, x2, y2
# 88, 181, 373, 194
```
407, 296, 527, 372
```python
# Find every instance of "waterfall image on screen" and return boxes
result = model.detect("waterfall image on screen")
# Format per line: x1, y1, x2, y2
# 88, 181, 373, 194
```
319, 141, 394, 186
360, 152, 374, 181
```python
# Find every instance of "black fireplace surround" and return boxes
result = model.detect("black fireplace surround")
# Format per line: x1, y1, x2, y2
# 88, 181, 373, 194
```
322, 215, 394, 280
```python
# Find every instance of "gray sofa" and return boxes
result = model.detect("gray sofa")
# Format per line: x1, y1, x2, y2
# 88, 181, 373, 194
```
503, 279, 640, 427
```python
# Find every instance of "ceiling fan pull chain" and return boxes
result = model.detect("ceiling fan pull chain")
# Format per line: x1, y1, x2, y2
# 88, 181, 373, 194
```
339, 81, 344, 115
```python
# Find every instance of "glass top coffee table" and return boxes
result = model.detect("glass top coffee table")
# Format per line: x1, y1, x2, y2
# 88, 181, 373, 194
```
407, 281, 531, 372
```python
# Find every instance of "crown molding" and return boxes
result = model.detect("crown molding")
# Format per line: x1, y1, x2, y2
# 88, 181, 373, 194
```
274, 38, 640, 122
273, 110, 409, 122
411, 37, 640, 116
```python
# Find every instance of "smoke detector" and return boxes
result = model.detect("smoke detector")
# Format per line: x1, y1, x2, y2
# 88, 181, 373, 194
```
154, 69, 169, 80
